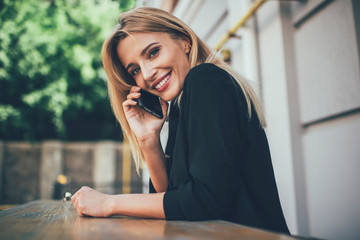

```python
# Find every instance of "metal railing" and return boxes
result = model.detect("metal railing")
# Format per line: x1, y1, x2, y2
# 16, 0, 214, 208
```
214, 0, 267, 51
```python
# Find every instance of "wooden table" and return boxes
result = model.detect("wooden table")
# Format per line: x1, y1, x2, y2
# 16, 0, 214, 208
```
0, 200, 300, 240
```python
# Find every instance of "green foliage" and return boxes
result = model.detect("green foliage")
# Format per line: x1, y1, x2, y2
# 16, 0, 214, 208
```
0, 0, 135, 141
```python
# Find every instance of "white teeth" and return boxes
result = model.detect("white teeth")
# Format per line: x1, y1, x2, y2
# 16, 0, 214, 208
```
155, 74, 170, 90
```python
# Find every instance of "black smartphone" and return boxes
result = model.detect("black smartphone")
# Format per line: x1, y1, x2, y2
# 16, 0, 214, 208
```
138, 89, 163, 119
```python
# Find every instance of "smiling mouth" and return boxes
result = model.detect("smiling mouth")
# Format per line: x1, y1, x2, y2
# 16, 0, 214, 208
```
155, 72, 171, 90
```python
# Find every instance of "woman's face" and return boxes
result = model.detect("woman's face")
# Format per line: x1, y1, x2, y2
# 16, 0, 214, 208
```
117, 32, 191, 101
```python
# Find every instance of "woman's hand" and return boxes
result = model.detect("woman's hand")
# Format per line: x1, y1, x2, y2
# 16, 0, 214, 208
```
122, 86, 168, 143
72, 188, 166, 219
71, 186, 114, 217
122, 86, 169, 192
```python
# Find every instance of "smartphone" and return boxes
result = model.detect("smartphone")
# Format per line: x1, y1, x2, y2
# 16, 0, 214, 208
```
138, 89, 163, 119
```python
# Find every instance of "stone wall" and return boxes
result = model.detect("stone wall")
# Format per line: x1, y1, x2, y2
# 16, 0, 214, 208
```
0, 141, 143, 204
1, 143, 41, 204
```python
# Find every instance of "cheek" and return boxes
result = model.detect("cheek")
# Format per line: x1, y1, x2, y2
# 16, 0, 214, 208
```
181, 58, 191, 77
175, 52, 190, 74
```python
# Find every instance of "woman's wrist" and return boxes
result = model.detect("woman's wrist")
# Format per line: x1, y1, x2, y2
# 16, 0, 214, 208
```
138, 135, 168, 192
107, 194, 118, 216
138, 133, 161, 151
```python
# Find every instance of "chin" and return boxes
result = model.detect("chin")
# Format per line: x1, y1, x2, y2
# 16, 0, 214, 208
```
160, 88, 177, 101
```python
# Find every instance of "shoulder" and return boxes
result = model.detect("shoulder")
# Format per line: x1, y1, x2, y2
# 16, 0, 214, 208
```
181, 63, 249, 114
185, 63, 230, 84
187, 62, 227, 76
184, 63, 236, 93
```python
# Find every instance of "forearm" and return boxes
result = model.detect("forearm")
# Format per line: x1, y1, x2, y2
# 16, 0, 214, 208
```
110, 193, 166, 219
140, 138, 168, 192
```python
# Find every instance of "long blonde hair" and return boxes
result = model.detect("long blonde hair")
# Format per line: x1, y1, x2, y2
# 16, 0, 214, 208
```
102, 7, 265, 174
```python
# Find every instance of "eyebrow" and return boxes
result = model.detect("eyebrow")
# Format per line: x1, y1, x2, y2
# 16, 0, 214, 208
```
125, 42, 159, 72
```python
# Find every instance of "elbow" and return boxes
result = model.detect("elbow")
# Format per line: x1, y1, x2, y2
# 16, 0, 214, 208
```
154, 186, 168, 193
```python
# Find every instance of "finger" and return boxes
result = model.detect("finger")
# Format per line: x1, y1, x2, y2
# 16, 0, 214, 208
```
71, 195, 76, 205
72, 189, 84, 208
78, 201, 86, 217
80, 186, 91, 191
71, 187, 84, 204
122, 99, 138, 111
129, 86, 141, 93
126, 92, 141, 100
73, 195, 79, 210
72, 189, 80, 199
71, 191, 79, 205
76, 207, 84, 217
74, 196, 84, 216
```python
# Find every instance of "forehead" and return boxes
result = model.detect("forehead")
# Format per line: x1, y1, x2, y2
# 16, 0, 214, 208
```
117, 32, 172, 66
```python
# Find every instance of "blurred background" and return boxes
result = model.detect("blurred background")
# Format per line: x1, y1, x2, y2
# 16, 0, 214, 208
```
0, 0, 359, 240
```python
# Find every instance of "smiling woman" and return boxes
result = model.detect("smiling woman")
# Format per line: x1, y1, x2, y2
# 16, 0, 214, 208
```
71, 7, 290, 235
116, 32, 191, 101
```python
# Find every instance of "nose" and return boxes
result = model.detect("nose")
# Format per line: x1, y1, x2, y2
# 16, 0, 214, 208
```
141, 63, 156, 82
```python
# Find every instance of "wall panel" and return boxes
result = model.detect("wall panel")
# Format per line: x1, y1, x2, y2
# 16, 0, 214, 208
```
294, 0, 360, 124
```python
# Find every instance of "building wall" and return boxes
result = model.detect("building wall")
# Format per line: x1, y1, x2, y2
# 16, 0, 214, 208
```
171, 0, 360, 239
291, 1, 360, 239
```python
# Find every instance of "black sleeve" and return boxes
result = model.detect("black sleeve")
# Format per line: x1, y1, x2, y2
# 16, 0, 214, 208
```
163, 64, 248, 221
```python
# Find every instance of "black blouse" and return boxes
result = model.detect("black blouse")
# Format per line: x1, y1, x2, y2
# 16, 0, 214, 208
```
150, 63, 289, 234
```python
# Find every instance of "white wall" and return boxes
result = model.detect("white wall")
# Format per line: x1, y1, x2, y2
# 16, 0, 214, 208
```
302, 112, 360, 240
256, 1, 300, 235
292, 1, 360, 239
255, 0, 360, 239
294, 0, 360, 124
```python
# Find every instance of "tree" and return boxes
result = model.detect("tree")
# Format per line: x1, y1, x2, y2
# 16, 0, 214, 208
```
0, 0, 135, 141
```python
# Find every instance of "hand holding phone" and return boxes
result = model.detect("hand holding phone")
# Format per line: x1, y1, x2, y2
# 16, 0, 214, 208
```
138, 89, 163, 119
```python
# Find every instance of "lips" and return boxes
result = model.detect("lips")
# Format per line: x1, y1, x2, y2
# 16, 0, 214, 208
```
151, 71, 171, 91
155, 73, 171, 90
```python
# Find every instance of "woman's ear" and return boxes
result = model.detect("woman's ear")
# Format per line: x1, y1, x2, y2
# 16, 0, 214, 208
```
180, 36, 191, 54
184, 41, 192, 54
184, 43, 190, 54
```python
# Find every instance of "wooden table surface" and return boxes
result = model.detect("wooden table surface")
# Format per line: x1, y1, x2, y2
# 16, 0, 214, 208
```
0, 200, 300, 240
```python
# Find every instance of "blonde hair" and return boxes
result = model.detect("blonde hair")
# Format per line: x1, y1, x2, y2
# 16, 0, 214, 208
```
102, 7, 265, 174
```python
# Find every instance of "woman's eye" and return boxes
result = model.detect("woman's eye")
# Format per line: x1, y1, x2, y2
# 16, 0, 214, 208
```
149, 48, 159, 58
131, 67, 140, 76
